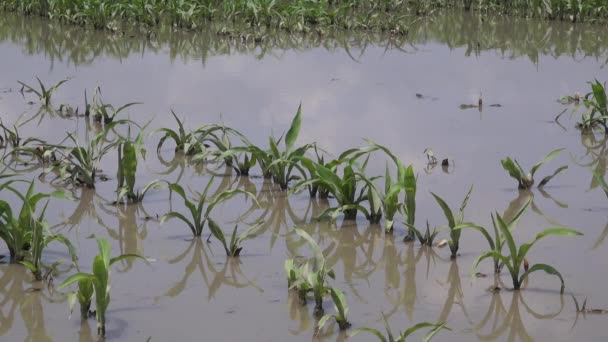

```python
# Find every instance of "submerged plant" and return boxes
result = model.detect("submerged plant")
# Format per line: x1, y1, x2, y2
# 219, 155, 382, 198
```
455, 200, 530, 274
257, 104, 311, 190
48, 130, 118, 188
86, 87, 140, 124
501, 149, 567, 189
430, 185, 474, 258
161, 179, 258, 236
154, 110, 209, 156
350, 313, 449, 341
207, 218, 262, 257
59, 238, 145, 337
288, 229, 335, 317
293, 156, 377, 221
472, 217, 582, 292
0, 179, 73, 267
410, 221, 441, 246
116, 126, 166, 203
317, 287, 351, 331
573, 80, 608, 132
18, 77, 68, 106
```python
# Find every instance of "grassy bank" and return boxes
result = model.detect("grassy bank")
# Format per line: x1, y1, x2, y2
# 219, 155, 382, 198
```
1, 0, 607, 35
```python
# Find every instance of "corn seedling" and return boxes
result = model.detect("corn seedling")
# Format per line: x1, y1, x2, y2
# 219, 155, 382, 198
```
317, 287, 351, 331
471, 217, 582, 292
18, 77, 68, 106
501, 149, 567, 189
207, 218, 262, 257
49, 131, 118, 188
154, 110, 210, 156
116, 126, 166, 203
410, 220, 442, 246
260, 104, 311, 190
59, 238, 145, 337
86, 87, 140, 124
195, 122, 252, 166
571, 293, 608, 315
293, 228, 335, 316
430, 185, 474, 258
576, 80, 608, 132
454, 201, 530, 274
363, 141, 417, 237
161, 179, 258, 236
0, 179, 70, 264
293, 156, 378, 221
350, 313, 449, 342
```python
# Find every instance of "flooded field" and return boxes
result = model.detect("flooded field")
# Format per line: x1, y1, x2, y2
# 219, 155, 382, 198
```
1, 11, 608, 341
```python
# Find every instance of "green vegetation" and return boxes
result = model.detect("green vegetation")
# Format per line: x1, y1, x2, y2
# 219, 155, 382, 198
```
86, 87, 140, 124
572, 80, 608, 132
285, 229, 336, 317
455, 201, 530, 274
116, 126, 166, 203
471, 216, 581, 292
207, 218, 262, 257
59, 238, 145, 337
48, 131, 118, 188
160, 179, 258, 236
317, 287, 351, 331
350, 313, 449, 341
2, 0, 608, 38
429, 185, 474, 258
18, 77, 68, 107
0, 179, 76, 281
258, 105, 310, 190
154, 110, 209, 156
501, 149, 567, 189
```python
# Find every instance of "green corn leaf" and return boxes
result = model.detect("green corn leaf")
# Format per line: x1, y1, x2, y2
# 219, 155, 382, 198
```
519, 263, 566, 294
537, 165, 568, 188
530, 148, 565, 177
285, 104, 302, 155
431, 192, 455, 228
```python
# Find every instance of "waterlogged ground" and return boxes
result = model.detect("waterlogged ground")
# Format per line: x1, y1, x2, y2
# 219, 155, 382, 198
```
1, 11, 608, 342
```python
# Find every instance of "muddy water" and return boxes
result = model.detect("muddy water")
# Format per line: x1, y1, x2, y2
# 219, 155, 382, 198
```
1, 11, 608, 341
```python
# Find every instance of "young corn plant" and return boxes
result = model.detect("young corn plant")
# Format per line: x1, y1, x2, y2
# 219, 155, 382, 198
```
20, 204, 78, 281
430, 185, 474, 259
350, 313, 449, 342
454, 200, 531, 274
576, 80, 607, 132
207, 218, 262, 257
86, 87, 140, 124
116, 127, 166, 204
161, 179, 258, 236
501, 149, 568, 190
259, 104, 311, 190
294, 228, 335, 317
410, 221, 442, 246
472, 218, 582, 293
0, 179, 71, 264
317, 287, 351, 331
366, 141, 417, 238
154, 110, 209, 156
195, 123, 252, 167
49, 131, 118, 188
59, 238, 145, 337
293, 157, 378, 221
18, 77, 68, 106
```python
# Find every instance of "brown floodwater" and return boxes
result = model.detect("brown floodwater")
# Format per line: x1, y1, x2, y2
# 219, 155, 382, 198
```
1, 10, 608, 342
